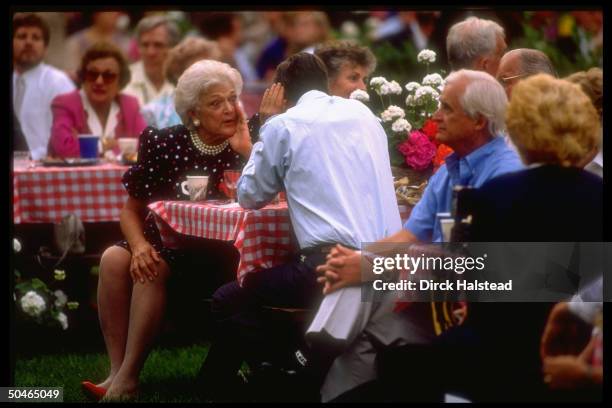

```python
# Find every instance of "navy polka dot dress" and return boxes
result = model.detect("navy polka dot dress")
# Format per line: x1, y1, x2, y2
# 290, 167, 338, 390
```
116, 125, 246, 266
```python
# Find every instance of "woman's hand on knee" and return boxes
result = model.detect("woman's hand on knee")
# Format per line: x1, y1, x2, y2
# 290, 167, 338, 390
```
130, 242, 162, 284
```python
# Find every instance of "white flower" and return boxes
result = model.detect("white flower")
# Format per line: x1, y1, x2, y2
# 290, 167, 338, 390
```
379, 82, 394, 95
54, 269, 66, 281
54, 290, 67, 308
391, 118, 412, 133
417, 49, 436, 64
364, 17, 380, 31
415, 86, 440, 102
405, 94, 417, 107
20, 291, 46, 317
422, 73, 444, 88
340, 21, 360, 38
405, 82, 421, 93
389, 80, 403, 95
369, 76, 388, 87
13, 238, 22, 253
381, 105, 406, 122
56, 312, 68, 330
349, 89, 370, 102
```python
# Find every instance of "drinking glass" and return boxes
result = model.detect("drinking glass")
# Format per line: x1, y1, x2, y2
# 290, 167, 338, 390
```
223, 170, 241, 202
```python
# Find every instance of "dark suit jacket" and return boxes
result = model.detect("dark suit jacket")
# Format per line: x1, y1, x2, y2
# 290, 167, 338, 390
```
469, 165, 603, 242
462, 165, 602, 399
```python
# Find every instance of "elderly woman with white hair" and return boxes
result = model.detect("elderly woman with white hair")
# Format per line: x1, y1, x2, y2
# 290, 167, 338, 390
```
83, 59, 252, 401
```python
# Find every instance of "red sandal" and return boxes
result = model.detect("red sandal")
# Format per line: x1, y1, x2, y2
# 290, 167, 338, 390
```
81, 381, 107, 400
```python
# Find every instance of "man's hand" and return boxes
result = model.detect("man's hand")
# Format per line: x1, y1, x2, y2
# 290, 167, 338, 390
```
540, 302, 590, 360
542, 355, 591, 389
259, 83, 287, 125
315, 244, 362, 295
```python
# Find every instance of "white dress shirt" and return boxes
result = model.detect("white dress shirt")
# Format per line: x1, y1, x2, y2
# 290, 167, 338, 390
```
123, 61, 174, 107
12, 63, 75, 160
585, 149, 603, 178
79, 89, 119, 140
238, 90, 401, 250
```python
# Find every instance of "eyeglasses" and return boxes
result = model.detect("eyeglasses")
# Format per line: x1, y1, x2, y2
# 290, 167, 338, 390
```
498, 73, 526, 85
84, 70, 119, 84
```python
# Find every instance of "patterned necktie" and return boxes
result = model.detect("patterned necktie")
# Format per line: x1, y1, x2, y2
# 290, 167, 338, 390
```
14, 75, 26, 116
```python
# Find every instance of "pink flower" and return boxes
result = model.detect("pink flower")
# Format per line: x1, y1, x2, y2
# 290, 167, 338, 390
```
397, 130, 437, 171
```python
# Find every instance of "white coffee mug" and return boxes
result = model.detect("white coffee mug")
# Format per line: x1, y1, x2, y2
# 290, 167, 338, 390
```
181, 175, 209, 201
118, 138, 138, 155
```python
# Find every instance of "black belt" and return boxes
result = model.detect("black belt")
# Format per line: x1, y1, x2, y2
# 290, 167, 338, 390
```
299, 243, 358, 256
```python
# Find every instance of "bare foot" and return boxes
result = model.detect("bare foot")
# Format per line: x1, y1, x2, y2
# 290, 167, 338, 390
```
96, 375, 114, 390
102, 379, 139, 401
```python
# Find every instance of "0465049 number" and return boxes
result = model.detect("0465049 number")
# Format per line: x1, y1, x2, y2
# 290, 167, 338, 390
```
2, 387, 62, 402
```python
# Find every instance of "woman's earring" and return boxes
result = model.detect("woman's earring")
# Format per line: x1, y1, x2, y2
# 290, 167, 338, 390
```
193, 118, 201, 127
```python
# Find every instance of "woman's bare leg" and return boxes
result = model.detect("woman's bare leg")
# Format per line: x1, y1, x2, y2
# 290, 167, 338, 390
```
96, 245, 133, 389
104, 258, 171, 398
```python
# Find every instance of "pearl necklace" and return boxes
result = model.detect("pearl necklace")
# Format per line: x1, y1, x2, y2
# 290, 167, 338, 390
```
190, 128, 229, 156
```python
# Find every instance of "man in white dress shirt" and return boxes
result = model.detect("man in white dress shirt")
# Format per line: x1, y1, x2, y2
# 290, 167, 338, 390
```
196, 52, 401, 401
12, 13, 75, 160
123, 15, 180, 107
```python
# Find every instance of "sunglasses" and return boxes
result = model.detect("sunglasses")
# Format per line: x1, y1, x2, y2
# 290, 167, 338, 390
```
84, 70, 119, 84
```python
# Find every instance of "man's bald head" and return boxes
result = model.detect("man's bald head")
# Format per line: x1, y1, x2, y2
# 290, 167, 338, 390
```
497, 48, 556, 97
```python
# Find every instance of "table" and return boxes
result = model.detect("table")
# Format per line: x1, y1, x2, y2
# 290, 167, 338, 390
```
13, 162, 129, 224
148, 200, 413, 284
148, 200, 294, 284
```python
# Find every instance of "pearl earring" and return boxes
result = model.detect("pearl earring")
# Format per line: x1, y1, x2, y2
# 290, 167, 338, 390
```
193, 118, 201, 127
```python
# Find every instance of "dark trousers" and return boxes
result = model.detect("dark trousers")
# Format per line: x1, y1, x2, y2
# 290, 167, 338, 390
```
375, 303, 560, 403
196, 250, 327, 396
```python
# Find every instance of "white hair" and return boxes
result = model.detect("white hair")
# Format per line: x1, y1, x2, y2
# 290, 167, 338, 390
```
447, 17, 505, 70
446, 69, 508, 136
135, 14, 180, 47
174, 59, 243, 126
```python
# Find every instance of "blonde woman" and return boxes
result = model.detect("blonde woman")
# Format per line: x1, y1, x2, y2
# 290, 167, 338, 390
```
470, 73, 602, 240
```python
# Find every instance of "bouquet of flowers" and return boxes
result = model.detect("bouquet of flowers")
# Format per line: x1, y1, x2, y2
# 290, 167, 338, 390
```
350, 49, 453, 179
13, 238, 78, 331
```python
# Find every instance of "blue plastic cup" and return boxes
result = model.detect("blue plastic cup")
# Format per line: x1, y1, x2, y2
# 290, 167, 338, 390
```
78, 134, 100, 159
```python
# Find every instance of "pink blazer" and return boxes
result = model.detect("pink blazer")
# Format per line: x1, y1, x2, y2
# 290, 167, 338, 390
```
49, 90, 147, 158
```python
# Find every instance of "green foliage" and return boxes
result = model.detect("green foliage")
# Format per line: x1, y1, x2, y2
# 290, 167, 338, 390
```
512, 12, 602, 77
15, 344, 213, 402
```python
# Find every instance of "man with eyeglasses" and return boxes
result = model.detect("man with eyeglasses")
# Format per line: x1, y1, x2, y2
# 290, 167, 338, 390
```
496, 48, 556, 98
124, 15, 180, 107
12, 13, 75, 160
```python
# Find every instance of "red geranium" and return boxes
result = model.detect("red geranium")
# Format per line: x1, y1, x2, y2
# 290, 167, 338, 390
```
421, 119, 438, 144
433, 144, 454, 172
397, 130, 437, 171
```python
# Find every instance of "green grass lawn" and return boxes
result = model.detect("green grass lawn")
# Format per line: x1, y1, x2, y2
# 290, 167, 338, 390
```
15, 343, 212, 403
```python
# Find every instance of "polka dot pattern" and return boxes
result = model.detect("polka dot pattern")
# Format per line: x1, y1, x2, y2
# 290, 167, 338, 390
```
116, 125, 247, 266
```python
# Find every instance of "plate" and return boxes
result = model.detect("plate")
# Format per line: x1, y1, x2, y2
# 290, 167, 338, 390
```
120, 158, 138, 166
40, 158, 99, 167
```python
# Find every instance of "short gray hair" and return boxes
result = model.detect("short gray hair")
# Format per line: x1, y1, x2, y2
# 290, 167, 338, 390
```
164, 37, 222, 85
446, 69, 508, 136
174, 59, 243, 125
135, 15, 180, 47
314, 40, 377, 81
515, 48, 557, 78
447, 17, 505, 71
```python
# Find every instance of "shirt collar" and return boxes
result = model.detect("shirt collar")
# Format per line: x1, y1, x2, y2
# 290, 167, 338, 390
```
445, 136, 505, 173
14, 62, 44, 81
295, 90, 329, 106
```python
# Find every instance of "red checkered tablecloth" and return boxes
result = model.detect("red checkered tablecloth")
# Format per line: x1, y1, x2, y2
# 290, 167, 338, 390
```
147, 200, 295, 284
13, 163, 130, 224
147, 200, 413, 284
